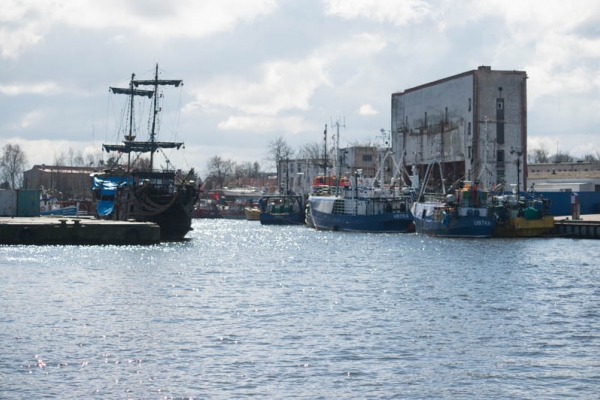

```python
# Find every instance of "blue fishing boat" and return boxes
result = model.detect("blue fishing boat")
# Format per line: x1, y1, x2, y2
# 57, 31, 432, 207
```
259, 195, 305, 225
309, 167, 414, 233
411, 161, 496, 238
308, 128, 415, 233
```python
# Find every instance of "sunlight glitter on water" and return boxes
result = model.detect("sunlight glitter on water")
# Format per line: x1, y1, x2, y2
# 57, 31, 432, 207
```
1, 220, 599, 398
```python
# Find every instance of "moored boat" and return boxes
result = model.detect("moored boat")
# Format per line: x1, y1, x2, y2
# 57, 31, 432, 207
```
219, 203, 246, 219
412, 162, 496, 238
491, 192, 554, 237
193, 198, 222, 219
309, 129, 414, 233
92, 65, 198, 240
259, 195, 305, 225
244, 205, 261, 221
309, 165, 414, 233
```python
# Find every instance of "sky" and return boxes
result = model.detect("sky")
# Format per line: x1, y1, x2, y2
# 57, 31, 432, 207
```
2, 0, 600, 176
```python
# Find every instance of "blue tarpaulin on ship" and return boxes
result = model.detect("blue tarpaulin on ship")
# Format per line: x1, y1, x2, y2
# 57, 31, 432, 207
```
92, 176, 131, 217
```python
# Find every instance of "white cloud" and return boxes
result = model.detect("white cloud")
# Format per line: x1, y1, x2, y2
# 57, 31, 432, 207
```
0, 26, 43, 59
324, 0, 431, 26
185, 32, 387, 122
358, 104, 378, 116
0, 82, 61, 96
186, 57, 332, 116
15, 110, 44, 129
334, 33, 387, 58
0, 0, 277, 58
217, 115, 314, 135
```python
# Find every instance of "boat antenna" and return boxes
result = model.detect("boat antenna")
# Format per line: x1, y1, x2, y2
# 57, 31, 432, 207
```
323, 124, 327, 183
332, 118, 345, 196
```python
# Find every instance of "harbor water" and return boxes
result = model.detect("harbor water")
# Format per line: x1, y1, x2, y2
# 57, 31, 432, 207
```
1, 219, 599, 398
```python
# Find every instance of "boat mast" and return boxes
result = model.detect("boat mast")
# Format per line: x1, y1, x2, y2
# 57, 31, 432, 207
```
132, 64, 183, 172
323, 124, 327, 182
125, 73, 136, 172
333, 119, 344, 196
150, 64, 159, 171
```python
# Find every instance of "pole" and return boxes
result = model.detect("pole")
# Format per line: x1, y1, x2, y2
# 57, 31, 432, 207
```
323, 124, 327, 182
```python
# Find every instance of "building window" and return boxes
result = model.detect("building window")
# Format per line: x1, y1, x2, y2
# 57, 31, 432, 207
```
497, 122, 504, 144
363, 155, 373, 162
468, 146, 472, 159
468, 98, 472, 111
497, 101, 503, 110
497, 150, 505, 167
468, 122, 471, 136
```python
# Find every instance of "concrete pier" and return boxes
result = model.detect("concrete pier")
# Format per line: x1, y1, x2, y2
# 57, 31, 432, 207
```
552, 214, 600, 239
0, 217, 160, 245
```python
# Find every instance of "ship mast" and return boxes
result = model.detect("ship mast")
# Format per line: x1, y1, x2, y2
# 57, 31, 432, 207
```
150, 65, 159, 170
104, 65, 184, 171
125, 73, 136, 171
133, 63, 183, 171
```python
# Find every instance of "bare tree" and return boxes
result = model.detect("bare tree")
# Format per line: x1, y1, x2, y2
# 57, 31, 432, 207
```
237, 161, 255, 178
267, 136, 295, 171
297, 141, 323, 160
527, 145, 550, 164
581, 153, 598, 162
552, 151, 574, 163
252, 161, 260, 178
0, 144, 28, 189
206, 155, 234, 188
267, 136, 294, 191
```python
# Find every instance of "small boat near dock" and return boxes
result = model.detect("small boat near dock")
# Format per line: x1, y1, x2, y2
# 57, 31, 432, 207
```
259, 195, 305, 225
412, 161, 496, 238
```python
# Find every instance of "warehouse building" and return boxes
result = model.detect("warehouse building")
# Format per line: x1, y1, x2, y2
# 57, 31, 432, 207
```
391, 66, 527, 192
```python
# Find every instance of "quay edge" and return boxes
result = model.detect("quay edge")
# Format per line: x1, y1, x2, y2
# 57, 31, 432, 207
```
551, 215, 600, 239
0, 217, 160, 245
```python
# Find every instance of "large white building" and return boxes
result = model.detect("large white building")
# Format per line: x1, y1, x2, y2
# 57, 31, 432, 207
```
391, 66, 528, 192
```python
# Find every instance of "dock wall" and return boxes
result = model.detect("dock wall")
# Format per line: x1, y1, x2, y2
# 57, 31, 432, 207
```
0, 217, 160, 245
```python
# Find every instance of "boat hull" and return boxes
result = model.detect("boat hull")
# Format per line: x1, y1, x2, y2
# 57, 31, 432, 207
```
259, 212, 304, 225
309, 195, 414, 233
494, 216, 555, 237
311, 209, 413, 232
41, 206, 78, 217
412, 202, 496, 238
93, 175, 198, 241
244, 207, 260, 221
133, 185, 198, 240
259, 195, 305, 225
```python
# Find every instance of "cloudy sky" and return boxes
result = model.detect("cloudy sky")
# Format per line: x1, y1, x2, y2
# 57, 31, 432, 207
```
2, 0, 600, 175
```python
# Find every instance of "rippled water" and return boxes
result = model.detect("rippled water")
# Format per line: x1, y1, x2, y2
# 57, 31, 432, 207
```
1, 219, 599, 398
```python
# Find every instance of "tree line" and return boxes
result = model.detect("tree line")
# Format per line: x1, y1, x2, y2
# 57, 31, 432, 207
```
202, 135, 338, 191
527, 145, 600, 164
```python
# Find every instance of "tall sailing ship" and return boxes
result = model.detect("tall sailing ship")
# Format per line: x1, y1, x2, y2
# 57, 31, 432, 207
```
92, 65, 198, 240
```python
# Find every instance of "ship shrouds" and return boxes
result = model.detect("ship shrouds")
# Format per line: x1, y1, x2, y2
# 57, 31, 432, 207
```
92, 64, 198, 240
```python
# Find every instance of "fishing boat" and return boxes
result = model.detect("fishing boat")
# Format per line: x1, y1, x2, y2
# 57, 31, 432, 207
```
40, 199, 78, 216
411, 161, 496, 238
92, 65, 199, 240
244, 205, 261, 221
309, 149, 414, 233
259, 195, 305, 225
491, 188, 554, 237
193, 198, 222, 219
219, 202, 246, 219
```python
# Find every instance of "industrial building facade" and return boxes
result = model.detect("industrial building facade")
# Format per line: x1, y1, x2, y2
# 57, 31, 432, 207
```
391, 66, 527, 192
